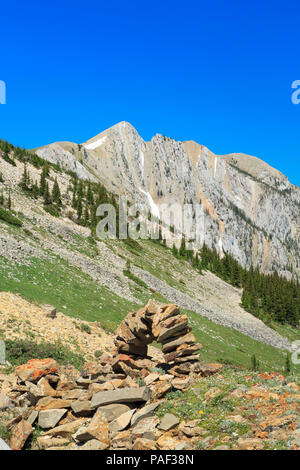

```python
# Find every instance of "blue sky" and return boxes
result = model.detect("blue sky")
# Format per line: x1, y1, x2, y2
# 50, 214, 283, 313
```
0, 0, 299, 185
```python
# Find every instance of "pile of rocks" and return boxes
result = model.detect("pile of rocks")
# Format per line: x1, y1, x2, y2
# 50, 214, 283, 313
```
0, 301, 222, 450
115, 300, 203, 376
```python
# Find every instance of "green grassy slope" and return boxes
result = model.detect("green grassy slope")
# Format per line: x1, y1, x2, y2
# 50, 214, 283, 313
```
0, 246, 299, 375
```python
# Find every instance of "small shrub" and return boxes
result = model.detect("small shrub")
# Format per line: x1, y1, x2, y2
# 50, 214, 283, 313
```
81, 323, 91, 334
44, 204, 60, 217
2, 153, 16, 166
94, 350, 103, 358
5, 339, 84, 370
123, 269, 148, 289
251, 354, 259, 371
0, 425, 10, 444
0, 208, 22, 227
87, 235, 97, 245
285, 353, 291, 374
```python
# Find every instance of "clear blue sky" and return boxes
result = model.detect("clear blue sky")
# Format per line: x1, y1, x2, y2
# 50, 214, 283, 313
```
0, 0, 299, 186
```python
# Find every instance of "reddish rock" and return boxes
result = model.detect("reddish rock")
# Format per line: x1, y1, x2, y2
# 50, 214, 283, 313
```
15, 359, 59, 382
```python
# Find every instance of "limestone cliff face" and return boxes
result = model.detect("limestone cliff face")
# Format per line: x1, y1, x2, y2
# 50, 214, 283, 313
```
35, 122, 300, 277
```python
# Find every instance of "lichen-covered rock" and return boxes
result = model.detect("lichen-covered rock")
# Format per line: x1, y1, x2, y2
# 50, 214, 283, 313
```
15, 359, 59, 382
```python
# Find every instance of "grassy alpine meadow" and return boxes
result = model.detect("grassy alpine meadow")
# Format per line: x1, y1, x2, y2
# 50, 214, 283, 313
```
0, 251, 299, 375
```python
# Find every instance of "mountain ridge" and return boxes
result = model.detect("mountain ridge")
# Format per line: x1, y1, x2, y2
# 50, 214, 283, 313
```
34, 122, 300, 278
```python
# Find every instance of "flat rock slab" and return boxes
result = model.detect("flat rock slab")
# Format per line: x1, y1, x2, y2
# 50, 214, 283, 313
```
38, 409, 68, 429
158, 413, 179, 431
71, 400, 92, 416
91, 386, 151, 409
97, 404, 132, 423
131, 402, 160, 426
109, 408, 136, 432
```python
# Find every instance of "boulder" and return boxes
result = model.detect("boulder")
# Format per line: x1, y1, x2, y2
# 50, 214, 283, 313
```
91, 386, 151, 409
131, 402, 160, 426
109, 408, 136, 432
41, 419, 86, 438
43, 305, 57, 319
15, 359, 58, 382
97, 404, 132, 423
131, 416, 159, 439
158, 413, 180, 431
71, 400, 93, 416
38, 409, 68, 429
151, 381, 172, 400
10, 419, 33, 450
74, 410, 109, 447
37, 436, 69, 450
35, 397, 72, 410
162, 333, 196, 354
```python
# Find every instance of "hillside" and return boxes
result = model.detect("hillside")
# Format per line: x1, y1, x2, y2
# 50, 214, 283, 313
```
0, 142, 299, 371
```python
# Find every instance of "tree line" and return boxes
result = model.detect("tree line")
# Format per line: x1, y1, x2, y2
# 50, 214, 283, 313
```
172, 239, 300, 328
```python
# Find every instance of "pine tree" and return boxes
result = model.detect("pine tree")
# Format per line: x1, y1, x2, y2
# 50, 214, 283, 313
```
43, 182, 51, 205
32, 181, 39, 199
172, 243, 178, 257
251, 354, 258, 371
39, 165, 48, 196
285, 353, 291, 374
77, 196, 82, 220
84, 203, 89, 225
87, 182, 94, 206
52, 178, 61, 207
7, 190, 11, 210
19, 164, 29, 191
179, 236, 186, 258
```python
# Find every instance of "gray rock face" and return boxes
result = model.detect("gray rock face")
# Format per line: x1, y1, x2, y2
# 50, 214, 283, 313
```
131, 402, 160, 426
38, 409, 68, 429
109, 408, 136, 432
35, 121, 300, 277
91, 386, 151, 409
97, 404, 132, 422
158, 413, 180, 431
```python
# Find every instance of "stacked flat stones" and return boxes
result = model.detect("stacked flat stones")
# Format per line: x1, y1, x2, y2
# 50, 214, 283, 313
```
114, 300, 202, 374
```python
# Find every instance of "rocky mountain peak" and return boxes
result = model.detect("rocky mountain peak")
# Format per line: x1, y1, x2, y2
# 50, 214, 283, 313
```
34, 122, 300, 277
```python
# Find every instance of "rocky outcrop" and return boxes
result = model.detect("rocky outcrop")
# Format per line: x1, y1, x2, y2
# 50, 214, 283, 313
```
0, 302, 223, 451
114, 300, 203, 373
35, 121, 300, 277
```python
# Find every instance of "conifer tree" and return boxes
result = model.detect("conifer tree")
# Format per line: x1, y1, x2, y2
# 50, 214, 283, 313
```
77, 196, 82, 220
52, 178, 61, 207
43, 182, 51, 205
7, 190, 11, 210
39, 165, 48, 196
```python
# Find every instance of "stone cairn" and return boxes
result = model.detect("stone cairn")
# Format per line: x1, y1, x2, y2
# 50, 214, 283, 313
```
0, 300, 222, 451
114, 300, 203, 376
